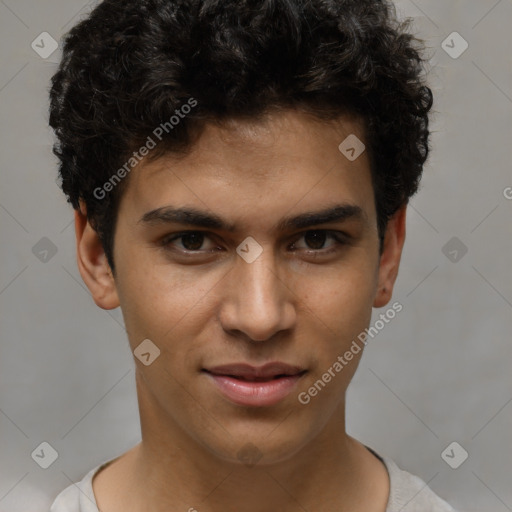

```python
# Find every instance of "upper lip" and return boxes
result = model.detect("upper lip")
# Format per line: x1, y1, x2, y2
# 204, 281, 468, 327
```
204, 362, 306, 380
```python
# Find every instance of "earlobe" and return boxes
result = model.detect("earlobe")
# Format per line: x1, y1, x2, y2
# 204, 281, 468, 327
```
373, 205, 407, 308
74, 201, 120, 310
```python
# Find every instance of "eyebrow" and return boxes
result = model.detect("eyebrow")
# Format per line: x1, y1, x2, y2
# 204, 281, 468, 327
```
138, 203, 366, 232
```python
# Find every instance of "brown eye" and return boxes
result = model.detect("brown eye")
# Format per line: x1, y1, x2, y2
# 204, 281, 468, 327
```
179, 232, 205, 251
161, 231, 216, 253
303, 230, 328, 250
291, 230, 346, 253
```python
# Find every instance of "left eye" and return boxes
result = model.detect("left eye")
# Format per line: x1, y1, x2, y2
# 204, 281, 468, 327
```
290, 230, 345, 252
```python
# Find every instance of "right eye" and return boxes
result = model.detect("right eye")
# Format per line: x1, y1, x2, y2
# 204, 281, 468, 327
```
160, 231, 220, 253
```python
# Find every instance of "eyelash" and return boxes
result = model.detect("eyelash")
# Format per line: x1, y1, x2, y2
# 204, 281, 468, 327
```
159, 230, 348, 257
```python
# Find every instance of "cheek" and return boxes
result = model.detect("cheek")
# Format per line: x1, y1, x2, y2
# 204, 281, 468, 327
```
292, 266, 377, 415
116, 257, 225, 357
296, 254, 379, 339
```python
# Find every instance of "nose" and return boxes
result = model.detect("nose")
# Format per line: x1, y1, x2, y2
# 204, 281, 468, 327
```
219, 246, 297, 342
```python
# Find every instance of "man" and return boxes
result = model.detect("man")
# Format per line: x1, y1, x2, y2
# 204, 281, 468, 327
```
49, 0, 455, 510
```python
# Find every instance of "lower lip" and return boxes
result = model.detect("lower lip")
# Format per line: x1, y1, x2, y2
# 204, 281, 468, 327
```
205, 371, 305, 407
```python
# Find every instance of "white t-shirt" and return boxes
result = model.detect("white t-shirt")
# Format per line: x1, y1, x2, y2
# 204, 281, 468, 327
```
50, 452, 456, 511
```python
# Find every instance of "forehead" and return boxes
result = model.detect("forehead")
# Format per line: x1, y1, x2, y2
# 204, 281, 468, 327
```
118, 110, 376, 227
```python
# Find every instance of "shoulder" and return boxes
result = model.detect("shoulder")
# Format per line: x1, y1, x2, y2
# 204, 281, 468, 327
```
49, 460, 112, 512
383, 456, 456, 512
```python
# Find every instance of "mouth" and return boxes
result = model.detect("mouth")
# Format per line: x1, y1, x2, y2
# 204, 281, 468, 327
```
202, 362, 307, 407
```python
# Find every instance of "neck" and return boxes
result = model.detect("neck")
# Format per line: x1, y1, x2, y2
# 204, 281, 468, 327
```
97, 371, 389, 512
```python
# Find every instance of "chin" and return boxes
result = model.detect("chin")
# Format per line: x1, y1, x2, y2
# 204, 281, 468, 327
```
200, 425, 311, 468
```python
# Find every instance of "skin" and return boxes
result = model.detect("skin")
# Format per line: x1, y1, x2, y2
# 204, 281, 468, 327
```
75, 109, 406, 512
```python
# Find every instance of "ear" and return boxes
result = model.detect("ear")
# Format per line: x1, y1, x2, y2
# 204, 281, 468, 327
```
373, 205, 407, 308
74, 200, 120, 310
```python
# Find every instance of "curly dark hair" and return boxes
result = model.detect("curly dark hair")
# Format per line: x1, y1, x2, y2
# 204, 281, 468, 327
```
49, 0, 433, 275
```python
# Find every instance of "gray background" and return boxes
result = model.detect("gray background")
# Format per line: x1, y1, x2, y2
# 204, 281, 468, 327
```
0, 1, 511, 511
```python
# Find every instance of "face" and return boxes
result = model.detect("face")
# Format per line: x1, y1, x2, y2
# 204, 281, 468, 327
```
76, 109, 405, 465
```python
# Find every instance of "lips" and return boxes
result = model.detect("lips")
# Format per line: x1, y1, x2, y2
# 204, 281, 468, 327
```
204, 362, 306, 381
203, 362, 307, 407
